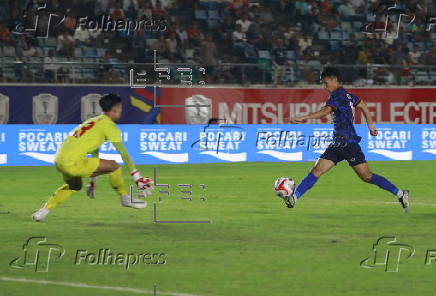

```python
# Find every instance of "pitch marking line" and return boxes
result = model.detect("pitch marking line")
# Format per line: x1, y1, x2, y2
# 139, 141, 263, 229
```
0, 276, 204, 296
303, 199, 436, 206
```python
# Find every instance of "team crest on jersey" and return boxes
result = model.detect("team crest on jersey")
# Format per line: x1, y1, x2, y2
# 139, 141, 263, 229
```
33, 94, 58, 124
81, 93, 103, 121
185, 94, 212, 124
0, 94, 10, 124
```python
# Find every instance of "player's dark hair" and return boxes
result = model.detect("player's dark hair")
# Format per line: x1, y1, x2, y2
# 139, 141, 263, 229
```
320, 66, 342, 82
99, 94, 122, 112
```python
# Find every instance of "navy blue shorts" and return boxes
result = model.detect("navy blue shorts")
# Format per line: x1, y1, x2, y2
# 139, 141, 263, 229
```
320, 142, 367, 167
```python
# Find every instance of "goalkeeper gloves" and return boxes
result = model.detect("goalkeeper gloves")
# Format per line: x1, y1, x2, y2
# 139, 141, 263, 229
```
130, 170, 154, 197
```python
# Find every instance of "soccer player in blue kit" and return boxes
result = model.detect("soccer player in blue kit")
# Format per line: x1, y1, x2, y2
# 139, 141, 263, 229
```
285, 66, 410, 212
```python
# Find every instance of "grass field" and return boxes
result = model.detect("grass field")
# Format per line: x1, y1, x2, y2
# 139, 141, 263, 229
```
1, 160, 436, 296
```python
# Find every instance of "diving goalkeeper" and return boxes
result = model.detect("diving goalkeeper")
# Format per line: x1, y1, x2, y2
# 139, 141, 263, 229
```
32, 94, 153, 222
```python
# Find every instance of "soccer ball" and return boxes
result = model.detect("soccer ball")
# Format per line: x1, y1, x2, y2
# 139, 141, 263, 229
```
274, 177, 295, 198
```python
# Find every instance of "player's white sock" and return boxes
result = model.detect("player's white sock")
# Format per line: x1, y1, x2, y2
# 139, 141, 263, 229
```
396, 190, 404, 198
32, 207, 50, 222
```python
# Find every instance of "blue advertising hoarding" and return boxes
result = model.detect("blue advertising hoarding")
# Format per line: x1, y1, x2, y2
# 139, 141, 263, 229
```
0, 124, 435, 166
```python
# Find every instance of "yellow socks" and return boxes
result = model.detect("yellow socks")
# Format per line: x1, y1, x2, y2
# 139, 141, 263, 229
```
45, 184, 77, 209
108, 167, 128, 196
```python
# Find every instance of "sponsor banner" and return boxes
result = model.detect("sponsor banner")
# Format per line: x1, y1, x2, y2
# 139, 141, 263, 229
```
1, 86, 434, 124
160, 87, 436, 124
138, 127, 189, 164
0, 86, 160, 124
0, 124, 434, 166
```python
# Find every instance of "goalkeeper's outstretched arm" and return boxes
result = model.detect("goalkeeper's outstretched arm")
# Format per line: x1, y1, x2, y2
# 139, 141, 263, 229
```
112, 142, 153, 196
112, 142, 136, 173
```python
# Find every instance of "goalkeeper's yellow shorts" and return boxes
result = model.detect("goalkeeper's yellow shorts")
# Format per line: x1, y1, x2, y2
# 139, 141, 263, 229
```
54, 155, 100, 179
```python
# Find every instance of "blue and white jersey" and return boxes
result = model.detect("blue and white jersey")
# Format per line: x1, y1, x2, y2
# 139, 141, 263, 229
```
325, 87, 362, 144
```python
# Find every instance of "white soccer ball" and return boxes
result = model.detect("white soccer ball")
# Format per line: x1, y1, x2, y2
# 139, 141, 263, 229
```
274, 177, 295, 198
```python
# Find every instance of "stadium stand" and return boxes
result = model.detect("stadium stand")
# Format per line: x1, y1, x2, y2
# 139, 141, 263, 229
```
0, 0, 435, 85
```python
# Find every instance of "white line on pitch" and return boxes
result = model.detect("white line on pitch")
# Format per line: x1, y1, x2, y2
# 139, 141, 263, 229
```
0, 276, 204, 296
303, 199, 436, 206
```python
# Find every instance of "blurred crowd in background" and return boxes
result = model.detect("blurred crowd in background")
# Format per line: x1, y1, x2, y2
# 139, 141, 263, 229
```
0, 0, 435, 85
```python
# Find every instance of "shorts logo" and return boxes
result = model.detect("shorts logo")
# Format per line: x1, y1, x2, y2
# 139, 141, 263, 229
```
81, 93, 103, 121
33, 93, 58, 124
0, 94, 10, 124
185, 95, 212, 124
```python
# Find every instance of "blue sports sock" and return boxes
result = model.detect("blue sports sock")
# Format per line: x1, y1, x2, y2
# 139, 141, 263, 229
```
369, 174, 399, 196
294, 173, 319, 199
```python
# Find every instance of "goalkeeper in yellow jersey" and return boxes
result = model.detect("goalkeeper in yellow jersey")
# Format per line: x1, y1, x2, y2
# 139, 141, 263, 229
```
32, 94, 153, 222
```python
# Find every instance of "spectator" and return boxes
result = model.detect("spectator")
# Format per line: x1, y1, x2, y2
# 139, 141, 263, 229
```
246, 21, 262, 47
110, 2, 125, 20
57, 30, 75, 57
350, 0, 365, 13
138, 1, 153, 19
123, 0, 138, 11
176, 24, 188, 47
152, 1, 167, 19
320, 0, 332, 13
259, 6, 274, 25
423, 45, 436, 65
232, 24, 246, 44
63, 10, 77, 33
272, 39, 287, 84
165, 32, 182, 61
236, 14, 251, 33
95, 0, 111, 15
187, 22, 202, 47
153, 35, 168, 56
228, 0, 250, 11
298, 34, 312, 55
0, 22, 12, 44
409, 45, 422, 64
357, 48, 369, 64
200, 34, 218, 74
400, 56, 412, 84
74, 27, 100, 46
337, 0, 356, 18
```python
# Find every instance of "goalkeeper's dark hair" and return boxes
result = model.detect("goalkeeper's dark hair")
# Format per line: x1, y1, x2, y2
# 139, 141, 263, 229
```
320, 66, 342, 82
99, 94, 122, 112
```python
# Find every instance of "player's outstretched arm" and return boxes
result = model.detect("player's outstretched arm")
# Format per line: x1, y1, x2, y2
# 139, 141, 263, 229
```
112, 142, 153, 197
290, 106, 333, 123
356, 100, 378, 136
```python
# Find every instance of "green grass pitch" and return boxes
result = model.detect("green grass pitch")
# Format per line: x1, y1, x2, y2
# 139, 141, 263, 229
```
1, 160, 436, 296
